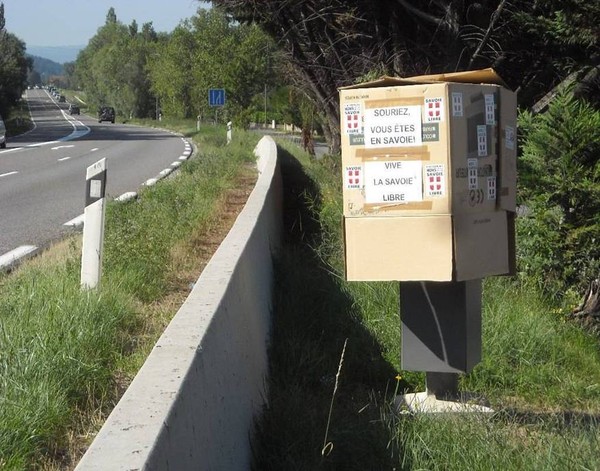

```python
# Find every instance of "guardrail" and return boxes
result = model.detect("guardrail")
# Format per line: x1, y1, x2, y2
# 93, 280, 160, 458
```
75, 135, 282, 470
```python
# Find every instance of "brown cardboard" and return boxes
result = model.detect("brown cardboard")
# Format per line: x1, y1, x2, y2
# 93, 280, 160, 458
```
340, 81, 510, 217
340, 69, 517, 281
344, 212, 512, 282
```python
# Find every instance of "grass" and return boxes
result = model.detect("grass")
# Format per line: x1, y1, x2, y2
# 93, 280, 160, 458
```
251, 141, 600, 470
0, 123, 258, 469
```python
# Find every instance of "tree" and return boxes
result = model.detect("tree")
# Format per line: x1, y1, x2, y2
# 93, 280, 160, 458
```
0, 2, 31, 114
211, 0, 600, 153
74, 9, 159, 118
517, 90, 600, 295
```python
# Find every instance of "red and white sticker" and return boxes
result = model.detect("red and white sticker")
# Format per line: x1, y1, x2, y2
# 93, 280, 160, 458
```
485, 94, 495, 125
451, 92, 463, 117
425, 164, 445, 197
345, 165, 363, 189
468, 158, 478, 190
487, 176, 497, 200
477, 125, 488, 157
344, 103, 362, 134
425, 97, 444, 123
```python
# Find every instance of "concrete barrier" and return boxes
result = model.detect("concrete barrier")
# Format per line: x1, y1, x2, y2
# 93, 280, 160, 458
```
75, 135, 282, 471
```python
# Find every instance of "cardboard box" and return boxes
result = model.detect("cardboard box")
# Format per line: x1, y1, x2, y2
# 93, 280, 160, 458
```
340, 68, 516, 217
344, 211, 510, 281
340, 68, 516, 281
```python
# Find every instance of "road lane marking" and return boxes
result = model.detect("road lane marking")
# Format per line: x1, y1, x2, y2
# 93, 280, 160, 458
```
0, 245, 38, 270
51, 145, 75, 150
0, 171, 18, 178
91, 148, 99, 152
58, 157, 71, 162
64, 214, 85, 227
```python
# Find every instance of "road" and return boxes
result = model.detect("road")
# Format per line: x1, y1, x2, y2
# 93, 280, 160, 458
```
0, 89, 191, 265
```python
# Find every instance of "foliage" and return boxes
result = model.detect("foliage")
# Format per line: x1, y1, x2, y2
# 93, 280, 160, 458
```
74, 6, 280, 125
252, 140, 600, 469
212, 0, 600, 153
0, 2, 31, 115
0, 121, 259, 468
73, 9, 160, 119
517, 91, 600, 296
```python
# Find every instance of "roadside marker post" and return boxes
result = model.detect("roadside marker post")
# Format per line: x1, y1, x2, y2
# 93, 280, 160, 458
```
227, 121, 232, 144
81, 158, 107, 290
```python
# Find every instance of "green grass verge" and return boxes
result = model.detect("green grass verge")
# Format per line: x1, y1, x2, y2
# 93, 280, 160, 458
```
0, 123, 258, 469
252, 141, 600, 470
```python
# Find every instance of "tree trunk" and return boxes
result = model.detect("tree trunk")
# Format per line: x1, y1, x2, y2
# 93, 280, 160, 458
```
571, 278, 600, 333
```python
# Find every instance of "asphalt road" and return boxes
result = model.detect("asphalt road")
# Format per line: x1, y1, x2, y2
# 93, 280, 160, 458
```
0, 89, 191, 263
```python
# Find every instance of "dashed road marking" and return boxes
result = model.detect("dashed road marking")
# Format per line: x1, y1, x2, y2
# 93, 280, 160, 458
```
0, 171, 18, 178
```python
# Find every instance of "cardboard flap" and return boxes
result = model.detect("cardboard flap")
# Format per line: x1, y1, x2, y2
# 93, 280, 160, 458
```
340, 68, 507, 90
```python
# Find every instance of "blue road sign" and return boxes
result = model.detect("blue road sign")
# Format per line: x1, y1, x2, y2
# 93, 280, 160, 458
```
208, 88, 226, 107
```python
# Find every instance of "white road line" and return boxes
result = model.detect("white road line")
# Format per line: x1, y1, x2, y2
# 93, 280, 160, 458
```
0, 245, 37, 270
51, 145, 75, 150
64, 214, 85, 227
0, 171, 18, 178
58, 157, 71, 162
91, 148, 99, 152
171, 161, 182, 168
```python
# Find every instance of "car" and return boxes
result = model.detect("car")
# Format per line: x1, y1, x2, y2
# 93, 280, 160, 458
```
68, 104, 80, 115
58, 95, 66, 103
0, 116, 6, 148
98, 106, 115, 124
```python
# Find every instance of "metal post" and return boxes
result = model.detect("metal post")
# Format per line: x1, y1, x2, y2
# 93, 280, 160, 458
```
81, 158, 107, 290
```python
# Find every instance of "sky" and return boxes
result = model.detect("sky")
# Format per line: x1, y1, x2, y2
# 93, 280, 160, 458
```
2, 0, 210, 48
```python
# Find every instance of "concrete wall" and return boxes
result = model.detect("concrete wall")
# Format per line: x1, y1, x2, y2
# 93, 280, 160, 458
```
75, 135, 282, 471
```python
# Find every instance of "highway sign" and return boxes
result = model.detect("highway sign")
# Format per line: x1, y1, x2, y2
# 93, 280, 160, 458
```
208, 88, 226, 107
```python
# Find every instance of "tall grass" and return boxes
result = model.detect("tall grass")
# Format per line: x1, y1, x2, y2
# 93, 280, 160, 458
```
0, 124, 258, 469
252, 141, 600, 470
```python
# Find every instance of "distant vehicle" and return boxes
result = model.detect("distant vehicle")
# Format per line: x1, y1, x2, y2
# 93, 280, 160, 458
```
58, 95, 66, 103
98, 106, 115, 124
68, 104, 80, 115
0, 116, 6, 148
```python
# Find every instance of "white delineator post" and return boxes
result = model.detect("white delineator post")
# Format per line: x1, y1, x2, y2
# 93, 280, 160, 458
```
227, 120, 232, 144
81, 158, 107, 290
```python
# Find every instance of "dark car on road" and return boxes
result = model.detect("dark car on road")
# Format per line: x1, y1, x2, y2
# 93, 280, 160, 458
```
68, 104, 80, 115
98, 106, 115, 124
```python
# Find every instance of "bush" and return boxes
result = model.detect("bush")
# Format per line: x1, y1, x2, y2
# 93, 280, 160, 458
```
517, 91, 600, 297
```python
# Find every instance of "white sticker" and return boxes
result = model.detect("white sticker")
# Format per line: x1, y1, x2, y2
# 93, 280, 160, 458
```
485, 94, 495, 125
487, 177, 497, 200
344, 165, 363, 189
504, 125, 515, 150
364, 160, 423, 204
364, 105, 422, 148
424, 97, 444, 123
344, 103, 362, 135
90, 179, 102, 198
467, 159, 478, 190
451, 92, 463, 117
425, 164, 445, 197
477, 125, 488, 157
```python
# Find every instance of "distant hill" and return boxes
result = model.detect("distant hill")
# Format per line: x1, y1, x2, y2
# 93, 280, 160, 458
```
26, 45, 83, 64
28, 55, 64, 78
